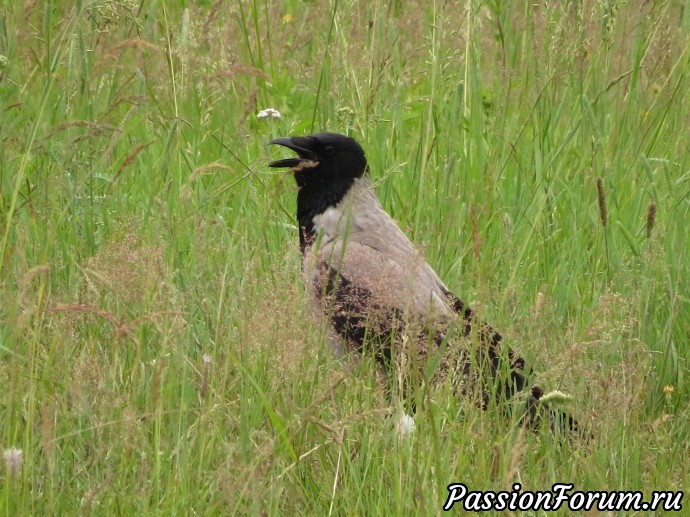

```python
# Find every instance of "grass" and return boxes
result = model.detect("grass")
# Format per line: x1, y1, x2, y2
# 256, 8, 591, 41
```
1, 0, 689, 514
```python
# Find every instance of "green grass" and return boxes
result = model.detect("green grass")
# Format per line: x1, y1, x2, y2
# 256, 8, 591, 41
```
1, 0, 689, 514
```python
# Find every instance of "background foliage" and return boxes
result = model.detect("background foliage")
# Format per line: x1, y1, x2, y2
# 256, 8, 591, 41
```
1, 0, 689, 514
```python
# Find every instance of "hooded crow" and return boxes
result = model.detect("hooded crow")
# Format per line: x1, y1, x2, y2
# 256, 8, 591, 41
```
269, 132, 576, 432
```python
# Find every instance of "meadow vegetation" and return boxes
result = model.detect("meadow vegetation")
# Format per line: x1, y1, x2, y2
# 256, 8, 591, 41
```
1, 0, 689, 514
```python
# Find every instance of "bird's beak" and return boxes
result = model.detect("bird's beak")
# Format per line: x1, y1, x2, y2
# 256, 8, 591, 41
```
268, 137, 317, 169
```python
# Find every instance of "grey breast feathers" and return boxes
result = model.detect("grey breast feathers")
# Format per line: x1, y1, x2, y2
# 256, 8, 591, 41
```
302, 177, 456, 331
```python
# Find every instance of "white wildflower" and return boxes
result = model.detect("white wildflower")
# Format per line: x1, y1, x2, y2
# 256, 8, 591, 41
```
257, 108, 282, 120
3, 448, 23, 480
396, 413, 416, 438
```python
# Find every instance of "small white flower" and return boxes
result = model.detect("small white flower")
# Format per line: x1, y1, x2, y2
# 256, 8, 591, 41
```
3, 447, 23, 479
203, 354, 212, 365
396, 413, 416, 438
257, 108, 282, 120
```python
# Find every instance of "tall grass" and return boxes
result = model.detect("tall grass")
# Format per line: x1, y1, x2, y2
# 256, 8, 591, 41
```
1, 0, 689, 514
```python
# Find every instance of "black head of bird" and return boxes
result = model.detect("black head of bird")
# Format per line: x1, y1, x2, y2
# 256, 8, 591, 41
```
269, 133, 369, 247
268, 132, 368, 186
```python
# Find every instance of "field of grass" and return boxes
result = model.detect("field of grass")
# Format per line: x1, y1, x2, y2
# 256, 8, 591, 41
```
1, 0, 689, 514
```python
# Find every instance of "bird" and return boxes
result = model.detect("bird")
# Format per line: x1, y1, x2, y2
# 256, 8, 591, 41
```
268, 132, 577, 433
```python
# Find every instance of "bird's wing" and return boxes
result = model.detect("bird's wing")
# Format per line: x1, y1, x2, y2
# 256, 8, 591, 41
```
306, 233, 453, 322
304, 179, 532, 403
307, 180, 454, 321
308, 214, 531, 383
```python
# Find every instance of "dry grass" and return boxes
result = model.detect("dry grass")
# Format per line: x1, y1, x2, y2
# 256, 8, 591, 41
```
537, 291, 653, 431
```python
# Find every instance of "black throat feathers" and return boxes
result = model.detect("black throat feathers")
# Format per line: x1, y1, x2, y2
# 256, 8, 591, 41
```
295, 175, 356, 253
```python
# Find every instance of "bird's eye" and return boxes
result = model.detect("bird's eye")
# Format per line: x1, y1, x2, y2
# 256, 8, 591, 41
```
323, 145, 335, 155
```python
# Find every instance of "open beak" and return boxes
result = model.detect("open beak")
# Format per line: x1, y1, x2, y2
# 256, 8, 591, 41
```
268, 137, 316, 168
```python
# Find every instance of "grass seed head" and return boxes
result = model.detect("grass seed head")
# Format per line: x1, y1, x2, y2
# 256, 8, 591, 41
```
646, 201, 657, 238
596, 177, 608, 228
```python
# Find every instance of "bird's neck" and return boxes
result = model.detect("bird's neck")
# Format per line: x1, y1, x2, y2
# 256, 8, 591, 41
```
296, 177, 356, 253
